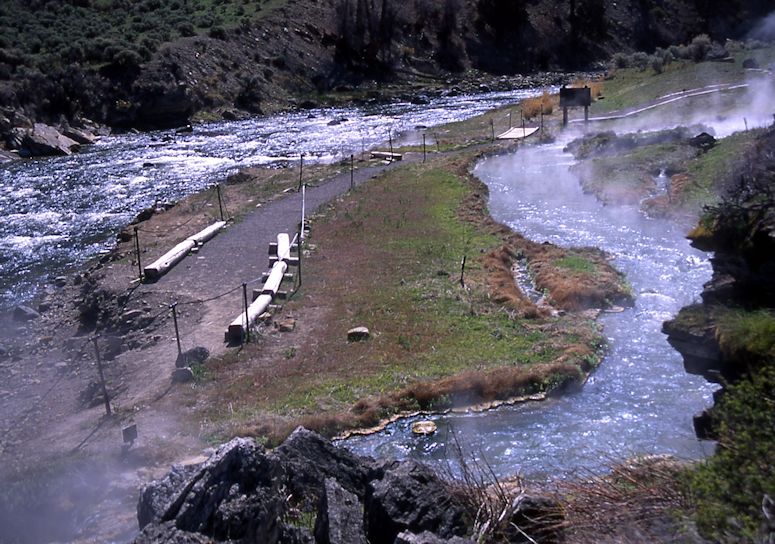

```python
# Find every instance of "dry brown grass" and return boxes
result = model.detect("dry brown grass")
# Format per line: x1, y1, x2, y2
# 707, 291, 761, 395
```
552, 456, 694, 543
521, 91, 558, 120
482, 245, 547, 318
572, 78, 605, 99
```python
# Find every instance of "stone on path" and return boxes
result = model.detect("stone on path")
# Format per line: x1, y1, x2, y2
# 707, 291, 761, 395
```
347, 326, 370, 342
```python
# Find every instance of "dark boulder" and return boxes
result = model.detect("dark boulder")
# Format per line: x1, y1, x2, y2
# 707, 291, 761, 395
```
61, 126, 96, 145
365, 460, 468, 544
133, 521, 214, 543
21, 123, 80, 156
138, 464, 203, 529
275, 427, 376, 505
13, 305, 40, 322
315, 478, 367, 544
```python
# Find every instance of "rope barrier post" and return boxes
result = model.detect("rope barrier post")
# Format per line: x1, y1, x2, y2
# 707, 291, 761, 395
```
350, 154, 354, 190
490, 119, 495, 142
216, 184, 225, 221
459, 255, 467, 288
509, 111, 512, 128
521, 109, 526, 138
422, 133, 426, 163
297, 227, 303, 290
242, 283, 250, 344
298, 153, 304, 191
300, 183, 306, 241
171, 304, 182, 356
92, 336, 112, 416
435, 133, 440, 153
388, 130, 393, 162
134, 227, 143, 282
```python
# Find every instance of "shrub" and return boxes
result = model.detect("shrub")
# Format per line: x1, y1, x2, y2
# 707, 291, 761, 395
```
688, 34, 711, 62
178, 22, 196, 37
209, 26, 227, 40
688, 365, 775, 540
612, 52, 629, 68
650, 54, 664, 74
630, 51, 650, 70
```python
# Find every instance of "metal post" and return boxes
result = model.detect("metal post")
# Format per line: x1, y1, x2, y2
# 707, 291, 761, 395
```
171, 304, 182, 356
422, 134, 426, 163
297, 227, 303, 289
134, 227, 143, 282
216, 184, 225, 221
522, 110, 526, 138
300, 183, 306, 241
242, 283, 250, 343
298, 153, 304, 191
92, 337, 112, 416
350, 154, 354, 190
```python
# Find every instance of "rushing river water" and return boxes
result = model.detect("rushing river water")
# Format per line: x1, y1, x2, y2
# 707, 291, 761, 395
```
343, 131, 717, 479
0, 88, 539, 310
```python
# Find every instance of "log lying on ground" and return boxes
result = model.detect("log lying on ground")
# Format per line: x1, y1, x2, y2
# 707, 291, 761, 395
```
226, 233, 291, 343
143, 221, 226, 280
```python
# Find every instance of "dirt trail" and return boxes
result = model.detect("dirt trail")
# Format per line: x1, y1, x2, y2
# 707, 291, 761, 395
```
0, 154, 416, 543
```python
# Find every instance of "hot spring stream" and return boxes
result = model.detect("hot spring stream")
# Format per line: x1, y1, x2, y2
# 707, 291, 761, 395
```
343, 134, 717, 479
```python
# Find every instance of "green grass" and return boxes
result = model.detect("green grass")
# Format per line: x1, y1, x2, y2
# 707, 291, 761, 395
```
554, 255, 596, 275
593, 45, 775, 115
681, 129, 761, 209
716, 308, 775, 362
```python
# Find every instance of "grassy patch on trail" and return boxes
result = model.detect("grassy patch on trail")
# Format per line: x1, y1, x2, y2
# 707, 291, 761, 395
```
199, 153, 604, 443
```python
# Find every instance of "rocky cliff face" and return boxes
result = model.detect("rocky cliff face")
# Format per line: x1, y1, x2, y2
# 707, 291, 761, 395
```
662, 125, 775, 438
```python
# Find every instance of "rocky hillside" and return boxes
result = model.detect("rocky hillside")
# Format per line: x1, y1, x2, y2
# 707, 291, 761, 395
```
0, 0, 772, 137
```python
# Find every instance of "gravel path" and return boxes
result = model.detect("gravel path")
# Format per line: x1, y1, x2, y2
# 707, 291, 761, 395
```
135, 155, 418, 354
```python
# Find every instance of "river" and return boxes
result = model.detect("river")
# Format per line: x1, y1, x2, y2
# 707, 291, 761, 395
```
0, 88, 539, 311
343, 130, 717, 479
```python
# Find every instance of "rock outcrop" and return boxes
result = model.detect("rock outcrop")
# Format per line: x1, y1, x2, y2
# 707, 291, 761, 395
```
135, 428, 554, 544
20, 123, 80, 156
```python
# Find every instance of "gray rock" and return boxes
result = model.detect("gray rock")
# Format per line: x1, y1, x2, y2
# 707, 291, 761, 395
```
171, 367, 195, 383
162, 438, 285, 541
315, 478, 366, 544
21, 123, 80, 156
61, 126, 96, 145
347, 326, 370, 342
176, 346, 210, 368
138, 464, 202, 529
395, 531, 474, 544
133, 520, 215, 543
275, 427, 375, 506
13, 305, 40, 322
365, 460, 467, 544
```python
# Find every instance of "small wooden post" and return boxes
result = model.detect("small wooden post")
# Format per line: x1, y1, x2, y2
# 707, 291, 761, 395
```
134, 227, 143, 283
350, 154, 354, 190
216, 184, 225, 221
300, 183, 306, 241
298, 153, 304, 191
92, 337, 112, 416
521, 110, 526, 138
171, 304, 182, 356
490, 119, 495, 142
422, 133, 426, 163
459, 255, 467, 287
388, 130, 393, 162
563, 107, 569, 127
584, 105, 589, 123
242, 283, 250, 343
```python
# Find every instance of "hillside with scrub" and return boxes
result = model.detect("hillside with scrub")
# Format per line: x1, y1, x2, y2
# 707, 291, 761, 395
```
0, 0, 772, 133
